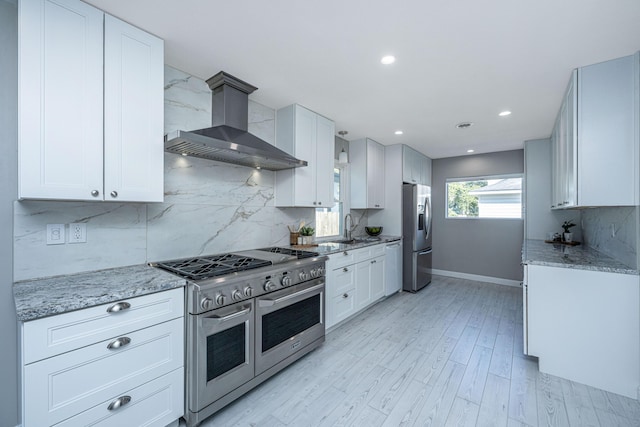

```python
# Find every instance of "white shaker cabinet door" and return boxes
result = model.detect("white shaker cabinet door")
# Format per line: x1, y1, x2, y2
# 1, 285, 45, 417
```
291, 106, 317, 207
19, 0, 104, 200
315, 114, 336, 207
104, 15, 164, 202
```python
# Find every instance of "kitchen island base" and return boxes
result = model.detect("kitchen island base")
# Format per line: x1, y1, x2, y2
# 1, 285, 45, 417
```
525, 264, 639, 399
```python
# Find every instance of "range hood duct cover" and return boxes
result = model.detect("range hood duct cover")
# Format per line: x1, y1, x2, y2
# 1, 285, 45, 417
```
164, 71, 307, 171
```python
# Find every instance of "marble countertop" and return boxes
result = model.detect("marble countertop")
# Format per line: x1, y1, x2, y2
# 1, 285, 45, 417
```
302, 235, 402, 255
14, 265, 186, 322
522, 239, 639, 275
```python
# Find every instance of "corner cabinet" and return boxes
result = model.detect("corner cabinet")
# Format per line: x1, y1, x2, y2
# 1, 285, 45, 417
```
19, 0, 164, 202
275, 104, 335, 207
350, 138, 385, 209
20, 288, 185, 427
551, 53, 639, 208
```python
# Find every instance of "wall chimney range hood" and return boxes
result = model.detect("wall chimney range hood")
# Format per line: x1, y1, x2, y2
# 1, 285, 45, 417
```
164, 72, 307, 171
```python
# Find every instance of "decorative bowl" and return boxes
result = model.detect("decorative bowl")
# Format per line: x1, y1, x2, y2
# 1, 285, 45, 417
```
365, 226, 383, 236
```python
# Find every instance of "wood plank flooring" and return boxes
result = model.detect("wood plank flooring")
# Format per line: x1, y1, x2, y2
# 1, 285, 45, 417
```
198, 275, 640, 427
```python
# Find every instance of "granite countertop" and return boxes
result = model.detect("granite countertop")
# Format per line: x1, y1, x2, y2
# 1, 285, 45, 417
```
522, 239, 639, 275
305, 235, 402, 255
14, 265, 186, 322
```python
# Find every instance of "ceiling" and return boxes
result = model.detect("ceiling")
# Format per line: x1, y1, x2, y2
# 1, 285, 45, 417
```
85, 0, 640, 159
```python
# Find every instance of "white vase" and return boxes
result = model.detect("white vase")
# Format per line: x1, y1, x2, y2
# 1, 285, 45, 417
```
564, 232, 573, 243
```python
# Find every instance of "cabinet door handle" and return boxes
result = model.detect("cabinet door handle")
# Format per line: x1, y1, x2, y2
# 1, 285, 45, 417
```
110, 190, 118, 198
371, 260, 377, 264
343, 267, 349, 272
107, 395, 131, 411
318, 201, 322, 205
343, 251, 349, 256
342, 293, 349, 298
313, 201, 317, 205
107, 337, 131, 350
106, 301, 131, 313
91, 190, 100, 197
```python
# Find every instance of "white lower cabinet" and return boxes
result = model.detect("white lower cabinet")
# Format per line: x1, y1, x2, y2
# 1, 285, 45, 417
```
525, 264, 639, 399
326, 244, 387, 329
20, 288, 185, 427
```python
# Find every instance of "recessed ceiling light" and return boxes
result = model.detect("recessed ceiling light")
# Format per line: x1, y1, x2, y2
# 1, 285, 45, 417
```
394, 130, 403, 135
499, 111, 512, 117
467, 149, 475, 153
455, 122, 474, 129
381, 55, 396, 65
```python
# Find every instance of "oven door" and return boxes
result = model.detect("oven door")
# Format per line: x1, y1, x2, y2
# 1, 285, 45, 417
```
189, 299, 254, 412
255, 278, 325, 375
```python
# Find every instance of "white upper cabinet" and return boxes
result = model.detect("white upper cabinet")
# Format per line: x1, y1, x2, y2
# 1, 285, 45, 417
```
552, 53, 639, 208
402, 145, 432, 185
19, 0, 164, 202
275, 104, 335, 207
350, 138, 385, 209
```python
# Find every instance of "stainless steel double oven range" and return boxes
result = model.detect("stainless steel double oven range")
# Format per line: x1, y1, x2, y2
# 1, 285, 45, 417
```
153, 247, 327, 427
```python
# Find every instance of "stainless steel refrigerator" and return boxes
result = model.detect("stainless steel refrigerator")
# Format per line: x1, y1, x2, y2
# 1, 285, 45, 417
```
402, 183, 432, 292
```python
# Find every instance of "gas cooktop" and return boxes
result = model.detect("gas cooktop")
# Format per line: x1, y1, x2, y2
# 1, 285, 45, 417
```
153, 247, 320, 281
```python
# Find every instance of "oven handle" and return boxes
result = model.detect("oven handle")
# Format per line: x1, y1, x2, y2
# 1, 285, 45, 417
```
204, 305, 251, 323
258, 282, 324, 307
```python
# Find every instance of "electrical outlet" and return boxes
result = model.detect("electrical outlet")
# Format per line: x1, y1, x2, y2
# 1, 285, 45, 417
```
46, 224, 65, 245
69, 223, 87, 243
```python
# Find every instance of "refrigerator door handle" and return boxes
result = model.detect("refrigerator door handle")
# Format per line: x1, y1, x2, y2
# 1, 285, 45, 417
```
418, 249, 433, 255
424, 196, 431, 240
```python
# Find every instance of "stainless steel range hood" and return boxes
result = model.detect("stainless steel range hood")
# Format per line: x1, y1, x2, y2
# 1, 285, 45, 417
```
164, 72, 307, 171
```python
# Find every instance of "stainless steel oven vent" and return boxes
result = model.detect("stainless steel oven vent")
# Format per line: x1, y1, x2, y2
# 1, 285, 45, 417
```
164, 71, 307, 171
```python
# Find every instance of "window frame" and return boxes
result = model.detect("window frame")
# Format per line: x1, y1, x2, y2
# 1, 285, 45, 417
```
445, 173, 523, 220
314, 161, 350, 241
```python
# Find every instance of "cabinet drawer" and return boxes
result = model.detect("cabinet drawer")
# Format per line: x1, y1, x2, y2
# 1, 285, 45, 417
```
23, 288, 184, 364
354, 247, 372, 263
54, 367, 184, 427
369, 244, 385, 258
327, 250, 356, 269
331, 265, 356, 296
24, 317, 184, 427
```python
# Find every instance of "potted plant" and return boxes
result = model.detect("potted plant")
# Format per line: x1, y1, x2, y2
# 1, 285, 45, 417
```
299, 226, 315, 244
561, 221, 576, 242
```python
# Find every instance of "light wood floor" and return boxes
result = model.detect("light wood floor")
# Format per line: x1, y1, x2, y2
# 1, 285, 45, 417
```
200, 275, 640, 426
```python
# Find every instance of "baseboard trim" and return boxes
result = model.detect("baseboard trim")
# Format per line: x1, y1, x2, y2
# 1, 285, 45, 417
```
430, 269, 522, 287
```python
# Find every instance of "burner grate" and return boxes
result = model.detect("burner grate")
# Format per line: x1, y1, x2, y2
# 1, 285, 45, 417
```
155, 254, 271, 280
260, 247, 319, 259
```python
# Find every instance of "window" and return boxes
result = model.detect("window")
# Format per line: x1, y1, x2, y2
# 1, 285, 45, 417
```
315, 164, 347, 238
446, 175, 522, 219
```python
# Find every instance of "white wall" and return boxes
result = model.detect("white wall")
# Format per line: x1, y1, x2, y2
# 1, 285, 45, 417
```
0, 0, 19, 424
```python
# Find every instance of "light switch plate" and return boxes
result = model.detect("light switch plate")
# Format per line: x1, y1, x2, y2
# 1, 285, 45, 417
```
46, 224, 65, 245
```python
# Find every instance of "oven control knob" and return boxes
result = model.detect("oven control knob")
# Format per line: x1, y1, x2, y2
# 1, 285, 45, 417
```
215, 293, 226, 306
231, 290, 242, 301
318, 266, 325, 276
264, 280, 277, 292
281, 276, 292, 287
200, 297, 214, 310
299, 271, 309, 281
243, 286, 253, 297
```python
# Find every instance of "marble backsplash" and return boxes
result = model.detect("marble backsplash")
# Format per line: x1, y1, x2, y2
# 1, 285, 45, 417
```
13, 66, 315, 280
581, 206, 638, 270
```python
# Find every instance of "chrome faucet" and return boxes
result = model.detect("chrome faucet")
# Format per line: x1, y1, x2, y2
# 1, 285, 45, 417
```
344, 213, 354, 240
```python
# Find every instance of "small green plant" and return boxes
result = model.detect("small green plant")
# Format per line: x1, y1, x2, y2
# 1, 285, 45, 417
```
562, 221, 576, 233
299, 226, 315, 236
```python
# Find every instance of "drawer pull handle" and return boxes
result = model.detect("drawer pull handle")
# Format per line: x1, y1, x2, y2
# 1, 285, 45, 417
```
343, 293, 349, 298
107, 337, 131, 350
371, 260, 377, 264
106, 302, 131, 313
107, 395, 131, 411
343, 267, 348, 272
343, 251, 349, 256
